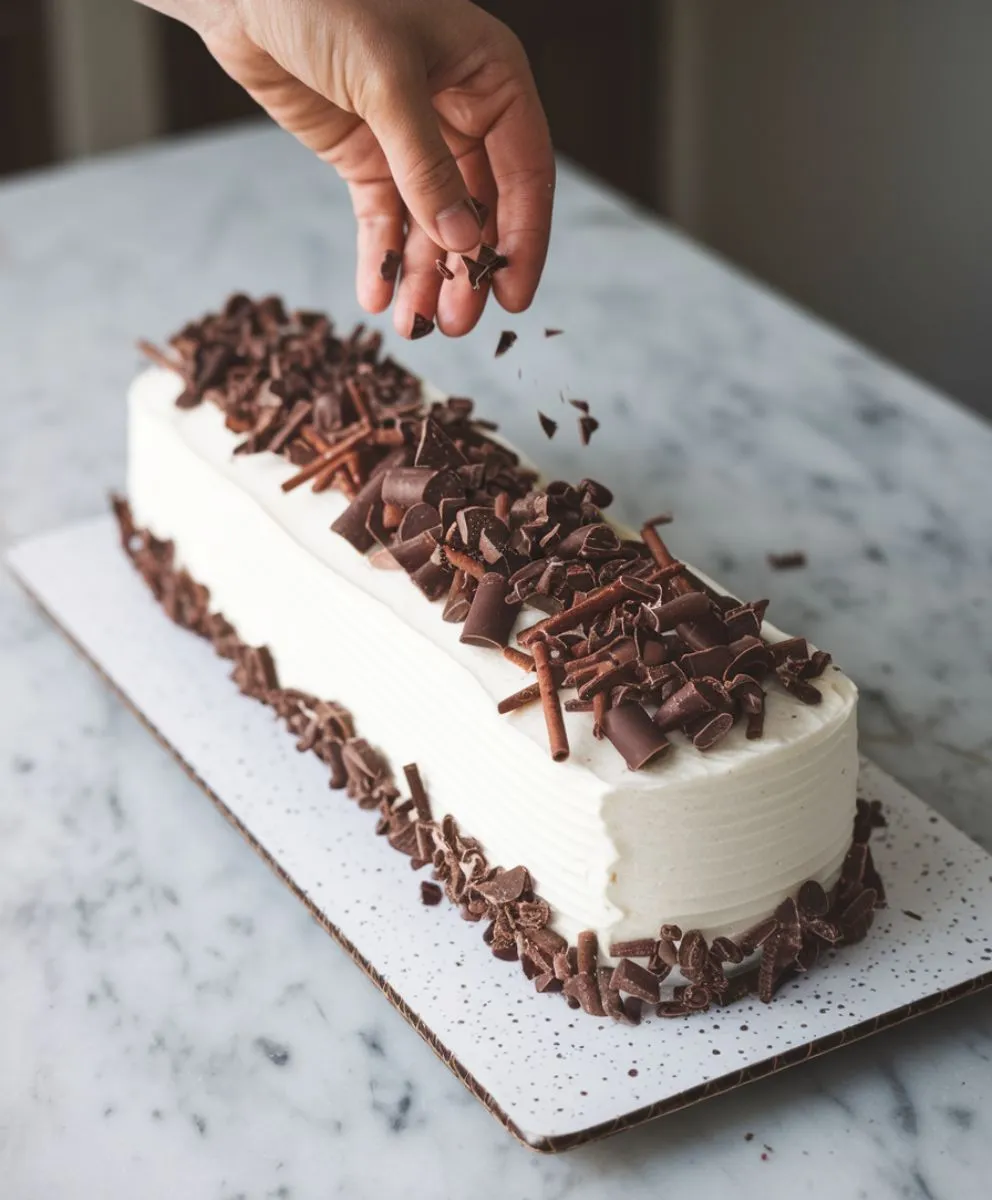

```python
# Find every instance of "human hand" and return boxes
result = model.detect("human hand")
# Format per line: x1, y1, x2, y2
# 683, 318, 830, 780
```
140, 0, 555, 338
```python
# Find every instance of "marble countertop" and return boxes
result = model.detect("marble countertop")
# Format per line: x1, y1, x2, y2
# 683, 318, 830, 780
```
2, 123, 991, 1199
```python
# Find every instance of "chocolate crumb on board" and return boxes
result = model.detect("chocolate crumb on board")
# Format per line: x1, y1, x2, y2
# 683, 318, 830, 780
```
410, 313, 435, 340
538, 412, 558, 439
495, 330, 518, 358
435, 259, 455, 281
113, 495, 886, 1024
578, 414, 599, 445
379, 249, 402, 282
767, 550, 807, 570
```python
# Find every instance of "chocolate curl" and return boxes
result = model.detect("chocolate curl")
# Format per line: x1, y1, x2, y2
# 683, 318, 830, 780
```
517, 576, 656, 647
601, 703, 671, 770
640, 591, 711, 632
443, 545, 485, 581
330, 472, 385, 553
381, 466, 436, 507
593, 691, 609, 739
654, 680, 717, 733
442, 569, 474, 623
641, 518, 676, 567
460, 574, 519, 649
281, 422, 369, 493
497, 682, 542, 715
532, 639, 569, 762
403, 763, 432, 821
502, 646, 535, 672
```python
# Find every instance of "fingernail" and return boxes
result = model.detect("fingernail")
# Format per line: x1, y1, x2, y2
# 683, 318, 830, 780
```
436, 200, 482, 252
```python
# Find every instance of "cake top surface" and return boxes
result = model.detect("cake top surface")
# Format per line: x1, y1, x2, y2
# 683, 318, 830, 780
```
138, 294, 853, 776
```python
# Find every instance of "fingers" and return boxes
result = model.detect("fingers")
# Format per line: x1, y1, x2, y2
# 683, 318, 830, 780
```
349, 179, 406, 313
361, 66, 484, 257
436, 145, 497, 337
483, 68, 556, 314
393, 221, 444, 340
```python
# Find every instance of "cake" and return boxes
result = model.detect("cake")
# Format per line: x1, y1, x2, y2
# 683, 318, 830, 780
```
118, 294, 883, 1021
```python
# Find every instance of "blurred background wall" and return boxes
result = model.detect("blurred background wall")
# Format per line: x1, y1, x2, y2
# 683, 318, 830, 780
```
3, 0, 990, 417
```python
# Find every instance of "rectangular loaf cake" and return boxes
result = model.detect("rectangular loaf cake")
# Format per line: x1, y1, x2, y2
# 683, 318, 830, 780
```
121, 295, 880, 1018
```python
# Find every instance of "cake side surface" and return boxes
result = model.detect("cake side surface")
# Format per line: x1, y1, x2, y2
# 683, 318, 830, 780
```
128, 360, 857, 946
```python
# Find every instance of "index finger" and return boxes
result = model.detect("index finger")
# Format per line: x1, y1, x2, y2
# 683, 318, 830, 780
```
484, 78, 556, 313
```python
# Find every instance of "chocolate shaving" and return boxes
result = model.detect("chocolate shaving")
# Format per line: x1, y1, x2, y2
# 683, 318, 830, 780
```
601, 703, 671, 770
420, 881, 443, 905
768, 550, 807, 570
442, 569, 475, 623
578, 415, 599, 445
435, 259, 455, 281
532, 638, 569, 762
495, 331, 518, 358
410, 313, 435, 340
379, 249, 403, 282
460, 573, 519, 649
538, 412, 558, 439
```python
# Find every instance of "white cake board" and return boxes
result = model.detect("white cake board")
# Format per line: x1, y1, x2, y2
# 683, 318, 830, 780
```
9, 515, 992, 1152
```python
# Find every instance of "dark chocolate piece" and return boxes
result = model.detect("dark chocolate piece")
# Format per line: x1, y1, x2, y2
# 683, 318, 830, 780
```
435, 259, 455, 281
538, 412, 558, 439
460, 573, 519, 649
601, 703, 671, 770
380, 249, 403, 282
767, 550, 807, 570
410, 313, 435, 340
578, 415, 599, 445
495, 331, 518, 358
420, 881, 443, 905
544, 328, 563, 338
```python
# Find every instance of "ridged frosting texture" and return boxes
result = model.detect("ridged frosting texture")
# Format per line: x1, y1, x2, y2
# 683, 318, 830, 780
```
128, 367, 858, 948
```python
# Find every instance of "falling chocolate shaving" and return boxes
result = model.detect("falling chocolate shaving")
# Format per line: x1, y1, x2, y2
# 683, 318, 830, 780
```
495, 331, 518, 358
768, 550, 807, 570
544, 328, 563, 338
420, 881, 443, 905
435, 259, 455, 281
568, 399, 590, 415
538, 412, 558, 439
410, 313, 435, 340
578, 415, 599, 445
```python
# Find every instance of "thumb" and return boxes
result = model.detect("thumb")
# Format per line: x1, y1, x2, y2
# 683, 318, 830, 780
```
361, 68, 482, 254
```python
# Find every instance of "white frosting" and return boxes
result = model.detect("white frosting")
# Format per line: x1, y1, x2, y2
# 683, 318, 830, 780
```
127, 367, 858, 950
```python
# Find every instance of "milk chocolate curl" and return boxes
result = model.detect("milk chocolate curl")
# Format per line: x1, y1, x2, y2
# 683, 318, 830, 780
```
442, 569, 474, 623
532, 638, 569, 761
654, 680, 716, 732
502, 646, 535, 672
601, 703, 672, 770
642, 591, 711, 632
641, 519, 676, 567
577, 929, 599, 975
460, 573, 519, 648
403, 762, 432, 821
330, 473, 385, 553
497, 682, 542, 715
381, 466, 436, 508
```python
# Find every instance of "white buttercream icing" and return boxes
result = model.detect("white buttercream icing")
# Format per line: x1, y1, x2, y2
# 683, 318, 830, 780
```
128, 366, 858, 950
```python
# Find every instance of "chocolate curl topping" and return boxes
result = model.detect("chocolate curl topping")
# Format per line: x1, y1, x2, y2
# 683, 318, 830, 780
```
531, 638, 569, 762
654, 680, 717, 733
381, 466, 436, 508
442, 569, 474, 623
403, 762, 432, 821
330, 473, 385, 553
497, 682, 542, 715
460, 573, 519, 649
641, 591, 711, 632
601, 703, 672, 771
518, 577, 654, 647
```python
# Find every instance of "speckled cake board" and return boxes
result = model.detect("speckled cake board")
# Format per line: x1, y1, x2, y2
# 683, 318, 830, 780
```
9, 515, 992, 1152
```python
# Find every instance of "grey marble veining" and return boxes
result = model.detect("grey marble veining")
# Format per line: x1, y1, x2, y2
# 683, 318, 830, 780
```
2, 122, 991, 1199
